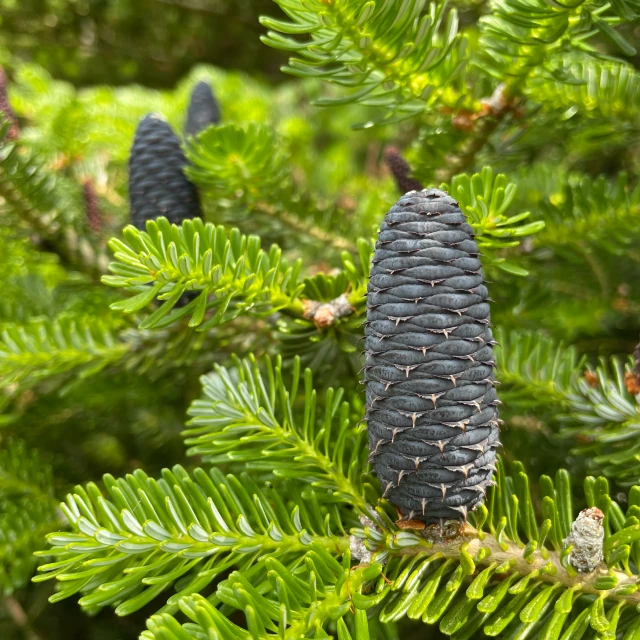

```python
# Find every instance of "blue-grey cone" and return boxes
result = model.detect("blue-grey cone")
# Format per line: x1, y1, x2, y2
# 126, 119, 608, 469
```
365, 188, 499, 525
129, 114, 202, 229
185, 81, 221, 137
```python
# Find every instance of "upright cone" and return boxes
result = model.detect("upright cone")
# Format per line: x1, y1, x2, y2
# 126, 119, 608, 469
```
128, 114, 202, 229
185, 81, 221, 138
365, 189, 499, 525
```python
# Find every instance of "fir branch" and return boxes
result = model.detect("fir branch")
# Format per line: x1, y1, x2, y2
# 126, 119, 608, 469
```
45, 458, 640, 638
436, 85, 518, 184
478, 0, 638, 82
0, 120, 108, 280
142, 564, 380, 640
185, 123, 287, 201
35, 466, 349, 616
0, 440, 56, 502
495, 329, 582, 408
0, 316, 130, 389
103, 218, 305, 331
442, 166, 545, 275
355, 460, 640, 636
533, 173, 640, 257
440, 0, 638, 188
260, 0, 466, 126
275, 241, 372, 377
184, 353, 375, 518
0, 313, 225, 391
253, 201, 356, 253
184, 122, 357, 253
527, 57, 640, 122
0, 441, 60, 596
562, 356, 640, 487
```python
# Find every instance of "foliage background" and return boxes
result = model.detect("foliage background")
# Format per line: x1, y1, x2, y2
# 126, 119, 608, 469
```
2, 0, 640, 639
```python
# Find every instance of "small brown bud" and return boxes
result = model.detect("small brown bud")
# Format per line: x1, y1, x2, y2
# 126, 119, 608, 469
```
625, 371, 640, 396
452, 110, 477, 133
584, 370, 598, 388
303, 294, 354, 329
313, 305, 335, 328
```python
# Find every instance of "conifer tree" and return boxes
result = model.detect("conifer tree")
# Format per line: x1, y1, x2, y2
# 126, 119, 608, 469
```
1, 1, 640, 638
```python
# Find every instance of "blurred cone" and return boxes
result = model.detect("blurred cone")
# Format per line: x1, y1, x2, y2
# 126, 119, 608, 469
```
185, 81, 221, 138
383, 146, 423, 194
128, 114, 202, 229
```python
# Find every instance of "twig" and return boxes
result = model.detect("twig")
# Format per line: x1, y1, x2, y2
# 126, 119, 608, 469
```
0, 162, 109, 281
382, 522, 640, 606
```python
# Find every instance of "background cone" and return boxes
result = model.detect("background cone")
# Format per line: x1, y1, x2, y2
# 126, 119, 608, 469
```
129, 114, 202, 229
185, 80, 221, 138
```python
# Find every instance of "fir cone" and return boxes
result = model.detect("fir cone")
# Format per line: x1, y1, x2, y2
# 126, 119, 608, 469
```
129, 114, 202, 229
185, 81, 221, 138
0, 66, 20, 141
83, 178, 101, 234
365, 188, 500, 525
383, 147, 423, 195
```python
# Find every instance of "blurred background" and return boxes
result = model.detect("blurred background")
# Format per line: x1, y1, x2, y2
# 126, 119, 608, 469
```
0, 0, 288, 86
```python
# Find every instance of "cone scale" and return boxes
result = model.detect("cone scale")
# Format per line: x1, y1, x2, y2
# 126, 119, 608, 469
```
365, 189, 499, 525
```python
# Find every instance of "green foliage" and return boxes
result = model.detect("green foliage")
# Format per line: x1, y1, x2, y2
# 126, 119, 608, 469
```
142, 566, 381, 639
1, 0, 640, 636
276, 239, 373, 377
0, 0, 284, 86
35, 465, 350, 617
0, 315, 129, 389
527, 57, 640, 121
444, 167, 545, 275
535, 172, 640, 257
261, 0, 466, 125
186, 123, 288, 204
562, 357, 640, 487
0, 118, 107, 279
37, 452, 640, 639
184, 353, 373, 513
494, 329, 581, 406
479, 0, 639, 82
0, 441, 59, 596
103, 218, 304, 331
